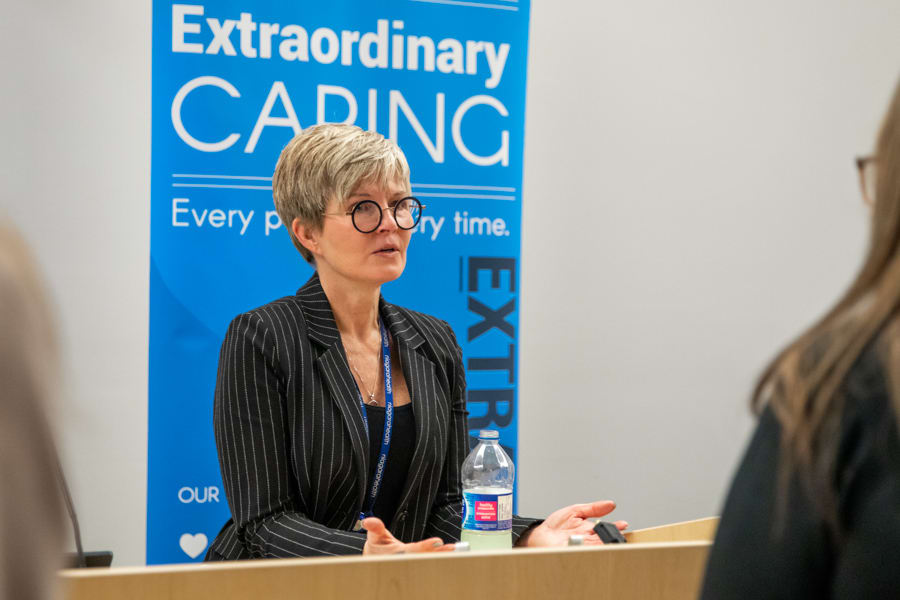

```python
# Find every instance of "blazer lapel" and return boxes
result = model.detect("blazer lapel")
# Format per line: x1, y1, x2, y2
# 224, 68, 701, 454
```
381, 303, 440, 526
297, 274, 369, 513
296, 274, 444, 529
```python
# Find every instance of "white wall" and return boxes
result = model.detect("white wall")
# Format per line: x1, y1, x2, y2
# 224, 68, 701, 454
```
517, 1, 900, 526
1, 1, 151, 566
2, 0, 898, 565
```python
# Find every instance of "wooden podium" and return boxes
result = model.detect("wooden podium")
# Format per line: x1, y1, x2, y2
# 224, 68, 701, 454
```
60, 517, 717, 600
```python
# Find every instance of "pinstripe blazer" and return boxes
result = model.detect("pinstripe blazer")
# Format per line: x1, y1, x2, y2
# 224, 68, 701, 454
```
206, 273, 536, 560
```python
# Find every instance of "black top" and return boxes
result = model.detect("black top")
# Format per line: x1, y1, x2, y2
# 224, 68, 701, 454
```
364, 403, 416, 528
701, 346, 900, 598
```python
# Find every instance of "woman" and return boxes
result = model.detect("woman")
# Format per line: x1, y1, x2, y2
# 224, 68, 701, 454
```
0, 222, 66, 598
701, 80, 900, 597
206, 124, 624, 559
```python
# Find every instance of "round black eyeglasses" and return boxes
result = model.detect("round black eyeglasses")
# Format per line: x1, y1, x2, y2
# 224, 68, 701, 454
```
343, 197, 425, 233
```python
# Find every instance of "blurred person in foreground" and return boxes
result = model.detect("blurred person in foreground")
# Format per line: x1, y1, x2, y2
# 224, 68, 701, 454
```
0, 222, 65, 599
206, 124, 626, 559
701, 79, 900, 598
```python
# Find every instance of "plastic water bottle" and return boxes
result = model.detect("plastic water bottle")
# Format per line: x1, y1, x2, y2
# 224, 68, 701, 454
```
460, 430, 515, 550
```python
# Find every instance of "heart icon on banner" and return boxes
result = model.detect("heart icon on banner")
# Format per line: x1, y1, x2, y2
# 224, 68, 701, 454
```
179, 533, 208, 559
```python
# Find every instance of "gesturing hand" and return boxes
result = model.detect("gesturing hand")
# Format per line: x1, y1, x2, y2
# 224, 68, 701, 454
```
517, 500, 628, 547
361, 517, 455, 555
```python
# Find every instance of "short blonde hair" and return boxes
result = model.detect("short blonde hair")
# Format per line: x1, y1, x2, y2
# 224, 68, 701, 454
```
272, 124, 411, 263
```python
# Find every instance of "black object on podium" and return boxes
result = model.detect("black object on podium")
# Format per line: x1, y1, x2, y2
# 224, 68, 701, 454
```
594, 521, 627, 544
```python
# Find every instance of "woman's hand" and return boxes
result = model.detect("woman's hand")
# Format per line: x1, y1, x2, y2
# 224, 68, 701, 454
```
517, 500, 628, 547
361, 517, 455, 555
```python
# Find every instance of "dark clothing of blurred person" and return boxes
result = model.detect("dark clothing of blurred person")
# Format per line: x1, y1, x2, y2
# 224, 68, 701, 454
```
701, 346, 900, 598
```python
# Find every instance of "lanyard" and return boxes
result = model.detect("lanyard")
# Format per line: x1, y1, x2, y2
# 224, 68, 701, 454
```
358, 320, 393, 524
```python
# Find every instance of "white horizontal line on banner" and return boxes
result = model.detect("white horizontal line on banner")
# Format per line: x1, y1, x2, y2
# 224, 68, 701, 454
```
172, 183, 273, 190
412, 183, 516, 192
173, 174, 272, 181
170, 175, 516, 195
415, 192, 516, 201
410, 0, 518, 11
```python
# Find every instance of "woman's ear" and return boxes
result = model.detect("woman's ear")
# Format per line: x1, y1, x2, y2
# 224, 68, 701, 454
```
292, 218, 320, 257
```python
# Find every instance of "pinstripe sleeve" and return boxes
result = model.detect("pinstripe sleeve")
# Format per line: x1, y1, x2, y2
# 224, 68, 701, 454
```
214, 312, 366, 557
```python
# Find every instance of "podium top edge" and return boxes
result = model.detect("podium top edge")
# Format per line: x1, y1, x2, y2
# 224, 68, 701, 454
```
59, 540, 713, 579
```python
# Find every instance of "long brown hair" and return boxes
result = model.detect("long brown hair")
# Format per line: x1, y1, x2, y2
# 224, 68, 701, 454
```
752, 77, 900, 534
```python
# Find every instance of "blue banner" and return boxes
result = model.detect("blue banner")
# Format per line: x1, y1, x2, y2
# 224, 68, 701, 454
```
149, 0, 530, 564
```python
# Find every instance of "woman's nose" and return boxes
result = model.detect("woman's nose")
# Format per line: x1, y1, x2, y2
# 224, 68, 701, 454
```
377, 206, 400, 232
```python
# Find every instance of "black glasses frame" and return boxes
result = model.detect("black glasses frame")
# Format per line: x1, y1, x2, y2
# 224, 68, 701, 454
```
345, 197, 425, 233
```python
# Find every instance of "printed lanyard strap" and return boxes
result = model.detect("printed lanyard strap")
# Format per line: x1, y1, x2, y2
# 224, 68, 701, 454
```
359, 320, 393, 522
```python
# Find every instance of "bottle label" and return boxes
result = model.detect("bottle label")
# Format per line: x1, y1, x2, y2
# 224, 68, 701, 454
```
461, 490, 513, 531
